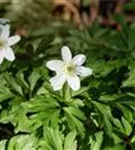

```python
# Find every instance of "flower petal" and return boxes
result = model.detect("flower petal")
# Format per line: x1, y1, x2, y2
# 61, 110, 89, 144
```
0, 18, 10, 24
73, 54, 86, 66
61, 46, 72, 62
67, 75, 80, 91
3, 47, 15, 61
0, 50, 4, 64
0, 26, 3, 35
1, 24, 10, 38
76, 66, 92, 77
50, 74, 66, 91
8, 35, 20, 46
46, 60, 64, 72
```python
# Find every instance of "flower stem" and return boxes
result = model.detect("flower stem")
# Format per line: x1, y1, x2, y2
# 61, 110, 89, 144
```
63, 83, 72, 102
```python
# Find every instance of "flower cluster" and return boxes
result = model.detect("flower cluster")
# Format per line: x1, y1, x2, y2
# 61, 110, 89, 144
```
46, 46, 92, 91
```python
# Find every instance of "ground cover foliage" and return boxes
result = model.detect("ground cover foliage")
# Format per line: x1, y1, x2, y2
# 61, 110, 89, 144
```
1, 1, 135, 150
0, 19, 135, 150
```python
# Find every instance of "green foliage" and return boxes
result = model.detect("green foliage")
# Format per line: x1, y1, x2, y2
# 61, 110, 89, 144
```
1, 6, 135, 149
0, 134, 38, 150
39, 127, 77, 150
89, 131, 104, 150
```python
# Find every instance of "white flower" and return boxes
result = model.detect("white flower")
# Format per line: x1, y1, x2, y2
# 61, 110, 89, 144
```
46, 46, 92, 91
0, 24, 20, 64
0, 18, 10, 24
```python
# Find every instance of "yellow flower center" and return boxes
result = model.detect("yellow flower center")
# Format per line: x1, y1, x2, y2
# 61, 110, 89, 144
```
64, 63, 76, 75
0, 38, 5, 48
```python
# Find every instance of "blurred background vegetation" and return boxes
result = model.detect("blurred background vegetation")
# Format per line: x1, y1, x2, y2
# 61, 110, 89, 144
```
0, 0, 135, 36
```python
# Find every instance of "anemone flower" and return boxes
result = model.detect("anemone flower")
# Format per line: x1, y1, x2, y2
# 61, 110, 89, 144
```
46, 46, 92, 91
0, 24, 20, 64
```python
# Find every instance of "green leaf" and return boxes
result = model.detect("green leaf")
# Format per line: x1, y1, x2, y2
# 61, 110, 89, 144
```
28, 70, 41, 92
43, 127, 63, 150
41, 127, 77, 150
92, 101, 112, 119
113, 117, 132, 136
36, 35, 54, 54
0, 140, 7, 150
0, 86, 14, 103
27, 95, 60, 129
93, 101, 113, 136
64, 106, 86, 120
16, 72, 29, 90
117, 104, 133, 123
104, 116, 113, 136
3, 72, 23, 96
68, 98, 84, 108
72, 87, 89, 97
113, 118, 124, 133
64, 131, 77, 150
123, 69, 135, 87
0, 97, 31, 133
64, 106, 86, 138
131, 135, 135, 143
112, 133, 123, 145
7, 134, 38, 150
89, 131, 104, 150
121, 117, 132, 136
